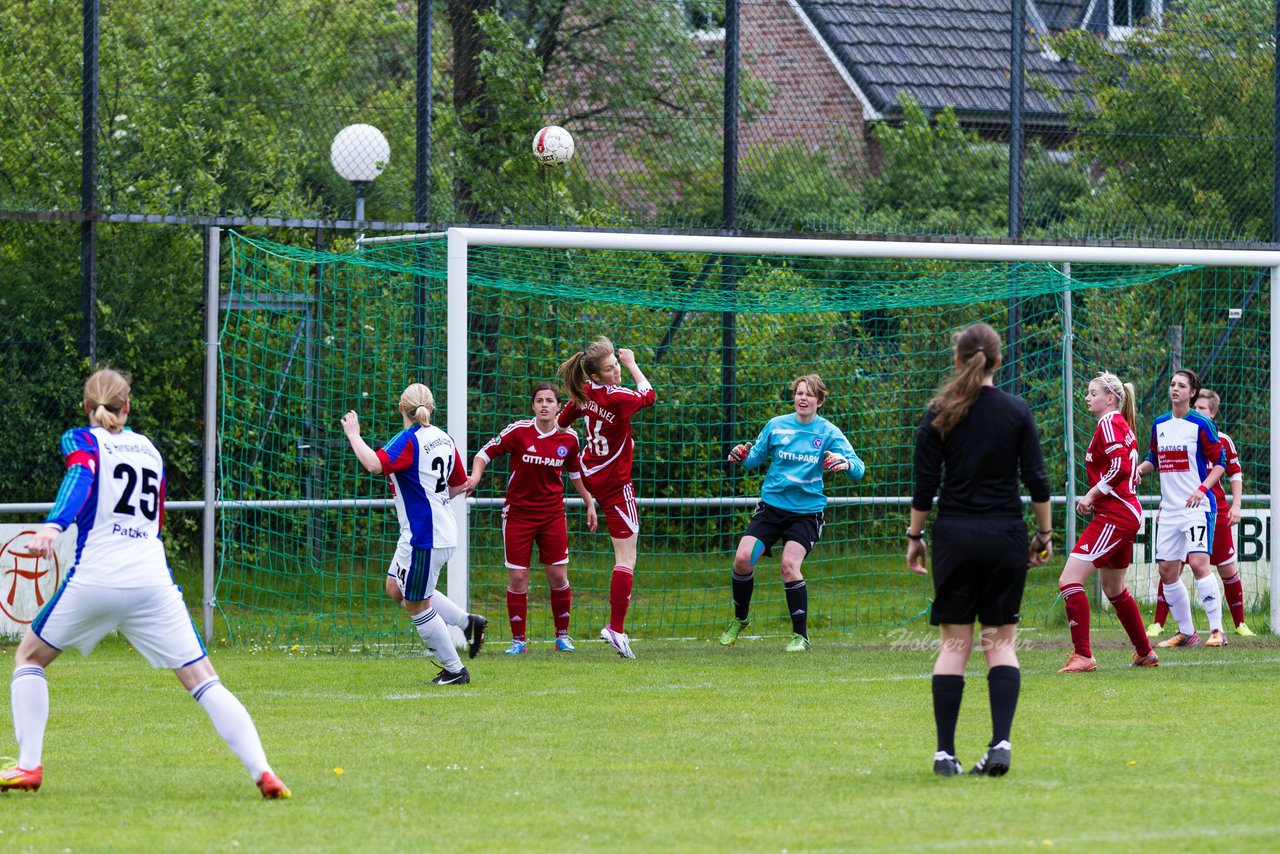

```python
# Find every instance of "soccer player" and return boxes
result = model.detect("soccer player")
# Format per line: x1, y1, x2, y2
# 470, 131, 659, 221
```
718, 374, 865, 652
556, 337, 656, 659
341, 382, 481, 684
1057, 372, 1158, 672
2, 369, 290, 797
908, 323, 1052, 778
1133, 369, 1227, 649
1146, 388, 1253, 637
466, 382, 599, 654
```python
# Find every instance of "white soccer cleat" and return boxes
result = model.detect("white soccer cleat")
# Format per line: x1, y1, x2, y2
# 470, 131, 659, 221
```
600, 626, 636, 659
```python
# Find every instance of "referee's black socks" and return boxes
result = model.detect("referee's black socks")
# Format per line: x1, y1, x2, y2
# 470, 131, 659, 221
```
784, 579, 807, 637
931, 674, 964, 756
987, 665, 1020, 746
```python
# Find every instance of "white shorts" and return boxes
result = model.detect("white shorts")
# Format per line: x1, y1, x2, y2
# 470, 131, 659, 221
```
33, 579, 206, 669
1154, 512, 1213, 563
387, 540, 455, 602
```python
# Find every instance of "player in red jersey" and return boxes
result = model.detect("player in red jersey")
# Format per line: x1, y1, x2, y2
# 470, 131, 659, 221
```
1148, 388, 1254, 638
556, 336, 656, 659
466, 383, 598, 654
1057, 372, 1158, 672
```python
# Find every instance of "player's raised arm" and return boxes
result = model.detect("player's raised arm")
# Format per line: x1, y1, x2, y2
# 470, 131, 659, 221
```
341, 411, 383, 474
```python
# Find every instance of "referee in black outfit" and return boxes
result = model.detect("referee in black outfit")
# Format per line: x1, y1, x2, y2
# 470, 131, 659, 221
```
906, 322, 1052, 778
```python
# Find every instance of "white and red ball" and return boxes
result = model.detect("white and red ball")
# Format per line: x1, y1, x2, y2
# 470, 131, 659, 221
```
532, 125, 575, 167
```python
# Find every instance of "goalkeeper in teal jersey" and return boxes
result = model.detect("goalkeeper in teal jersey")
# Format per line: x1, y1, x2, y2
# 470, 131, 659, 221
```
719, 374, 866, 652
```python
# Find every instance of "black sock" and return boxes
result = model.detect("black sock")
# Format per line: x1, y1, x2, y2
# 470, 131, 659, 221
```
932, 674, 965, 755
784, 579, 807, 637
731, 571, 755, 621
987, 665, 1021, 745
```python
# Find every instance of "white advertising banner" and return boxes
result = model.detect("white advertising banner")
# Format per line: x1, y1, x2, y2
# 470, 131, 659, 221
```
0, 524, 76, 639
1128, 509, 1271, 604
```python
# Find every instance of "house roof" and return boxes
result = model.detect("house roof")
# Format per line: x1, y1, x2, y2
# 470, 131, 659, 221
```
795, 0, 1084, 126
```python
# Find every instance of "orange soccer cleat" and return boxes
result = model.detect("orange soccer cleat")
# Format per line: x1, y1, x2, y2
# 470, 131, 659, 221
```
1058, 653, 1098, 673
1131, 651, 1160, 667
1157, 631, 1200, 648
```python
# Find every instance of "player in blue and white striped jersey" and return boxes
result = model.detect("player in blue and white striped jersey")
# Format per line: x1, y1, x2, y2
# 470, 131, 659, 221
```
719, 374, 865, 651
2, 369, 289, 798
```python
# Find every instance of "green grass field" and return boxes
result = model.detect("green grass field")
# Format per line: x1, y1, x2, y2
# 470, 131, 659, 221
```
2, 629, 1278, 852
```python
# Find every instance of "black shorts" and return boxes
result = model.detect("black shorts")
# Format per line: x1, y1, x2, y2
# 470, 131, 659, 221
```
743, 501, 824, 557
929, 516, 1028, 626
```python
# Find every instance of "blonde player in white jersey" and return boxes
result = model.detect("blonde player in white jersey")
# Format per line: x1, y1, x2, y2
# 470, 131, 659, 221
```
1, 370, 290, 797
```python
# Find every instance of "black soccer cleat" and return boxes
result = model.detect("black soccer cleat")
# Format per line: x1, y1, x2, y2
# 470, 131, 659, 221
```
969, 740, 1011, 777
430, 666, 471, 685
933, 751, 963, 777
464, 614, 488, 659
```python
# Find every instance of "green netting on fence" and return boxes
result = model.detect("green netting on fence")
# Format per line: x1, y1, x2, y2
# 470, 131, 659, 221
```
215, 232, 1271, 650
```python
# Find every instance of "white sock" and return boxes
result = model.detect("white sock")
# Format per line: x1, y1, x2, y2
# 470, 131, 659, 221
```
412, 608, 463, 671
11, 665, 48, 770
429, 592, 468, 629
1195, 575, 1224, 633
191, 678, 271, 781
1163, 581, 1196, 635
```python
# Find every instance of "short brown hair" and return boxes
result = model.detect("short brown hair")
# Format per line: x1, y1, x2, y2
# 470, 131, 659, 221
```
791, 374, 828, 406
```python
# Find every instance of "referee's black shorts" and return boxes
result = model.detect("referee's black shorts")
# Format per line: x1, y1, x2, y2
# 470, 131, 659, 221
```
929, 515, 1028, 626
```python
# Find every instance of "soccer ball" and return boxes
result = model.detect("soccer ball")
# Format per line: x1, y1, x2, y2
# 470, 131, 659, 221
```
532, 125, 574, 167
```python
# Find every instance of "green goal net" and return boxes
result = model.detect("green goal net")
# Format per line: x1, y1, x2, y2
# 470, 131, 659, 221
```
215, 232, 1272, 650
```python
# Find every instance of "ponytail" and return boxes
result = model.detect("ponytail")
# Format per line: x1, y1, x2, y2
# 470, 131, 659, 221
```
557, 336, 615, 406
398, 383, 435, 427
84, 368, 131, 432
1121, 382, 1137, 435
928, 323, 1002, 439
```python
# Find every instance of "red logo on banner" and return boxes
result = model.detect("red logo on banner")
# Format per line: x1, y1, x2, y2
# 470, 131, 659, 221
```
1, 531, 61, 624
1158, 448, 1191, 473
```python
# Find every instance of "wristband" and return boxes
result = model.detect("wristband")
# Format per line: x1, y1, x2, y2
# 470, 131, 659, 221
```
906, 531, 925, 541
1197, 484, 1209, 494
1037, 529, 1053, 536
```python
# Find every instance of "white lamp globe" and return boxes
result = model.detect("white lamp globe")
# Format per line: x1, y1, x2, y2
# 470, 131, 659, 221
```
330, 124, 390, 182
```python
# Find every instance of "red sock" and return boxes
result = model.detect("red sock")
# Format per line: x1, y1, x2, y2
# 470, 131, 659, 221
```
1153, 585, 1169, 628
550, 583, 572, 637
609, 566, 634, 633
506, 588, 528, 641
1108, 588, 1153, 656
1060, 583, 1091, 657
1222, 573, 1245, 627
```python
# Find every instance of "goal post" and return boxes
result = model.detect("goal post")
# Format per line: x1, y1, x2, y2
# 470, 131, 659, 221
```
210, 227, 1280, 648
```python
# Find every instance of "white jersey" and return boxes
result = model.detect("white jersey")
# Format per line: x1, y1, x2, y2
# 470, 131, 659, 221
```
47, 426, 172, 587
1146, 410, 1224, 524
375, 423, 468, 549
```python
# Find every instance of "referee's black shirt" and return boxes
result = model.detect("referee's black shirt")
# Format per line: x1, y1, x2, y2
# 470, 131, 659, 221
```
912, 386, 1051, 518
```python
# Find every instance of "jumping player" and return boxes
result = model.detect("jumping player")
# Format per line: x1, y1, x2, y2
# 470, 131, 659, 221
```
719, 374, 865, 651
1133, 369, 1226, 649
341, 383, 481, 684
2, 369, 290, 797
466, 383, 598, 654
556, 337, 656, 659
1147, 388, 1253, 638
1056, 372, 1158, 672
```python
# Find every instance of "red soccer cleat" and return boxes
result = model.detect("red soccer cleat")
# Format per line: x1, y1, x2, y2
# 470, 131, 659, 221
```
256, 771, 292, 799
0, 764, 42, 792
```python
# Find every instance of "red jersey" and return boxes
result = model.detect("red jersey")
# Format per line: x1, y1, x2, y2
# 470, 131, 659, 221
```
556, 381, 656, 489
1085, 411, 1142, 526
476, 419, 584, 514
1209, 431, 1241, 518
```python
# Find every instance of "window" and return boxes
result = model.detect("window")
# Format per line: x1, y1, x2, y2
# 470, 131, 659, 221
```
684, 0, 726, 41
1110, 0, 1162, 39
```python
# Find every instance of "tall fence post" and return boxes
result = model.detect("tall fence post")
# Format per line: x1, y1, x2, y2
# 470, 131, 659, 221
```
203, 227, 221, 643
1062, 264, 1077, 564
1271, 265, 1279, 634
79, 0, 99, 363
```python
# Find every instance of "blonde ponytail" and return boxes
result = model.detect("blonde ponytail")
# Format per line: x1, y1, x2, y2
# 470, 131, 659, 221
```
399, 383, 435, 427
84, 368, 131, 432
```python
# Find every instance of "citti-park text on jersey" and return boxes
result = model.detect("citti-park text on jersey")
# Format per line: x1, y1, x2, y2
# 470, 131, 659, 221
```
522, 454, 565, 467
778, 450, 820, 464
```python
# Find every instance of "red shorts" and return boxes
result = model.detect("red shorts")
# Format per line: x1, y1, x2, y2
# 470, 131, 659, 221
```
502, 505, 568, 570
585, 477, 639, 540
1070, 516, 1138, 570
1210, 516, 1236, 566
